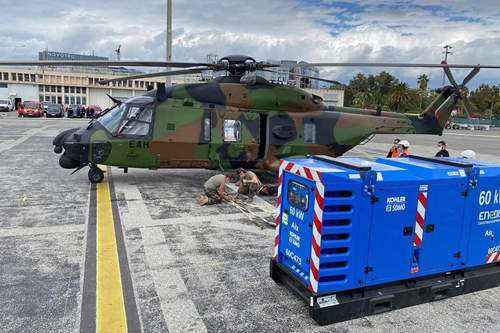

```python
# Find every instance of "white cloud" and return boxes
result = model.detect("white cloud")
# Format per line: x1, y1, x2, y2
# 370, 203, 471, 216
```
0, 0, 499, 88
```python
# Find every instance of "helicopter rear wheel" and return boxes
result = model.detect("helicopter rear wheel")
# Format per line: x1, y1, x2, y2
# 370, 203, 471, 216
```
88, 167, 104, 183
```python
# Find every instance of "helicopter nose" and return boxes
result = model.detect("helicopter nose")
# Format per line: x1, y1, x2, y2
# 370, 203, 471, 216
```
53, 127, 89, 168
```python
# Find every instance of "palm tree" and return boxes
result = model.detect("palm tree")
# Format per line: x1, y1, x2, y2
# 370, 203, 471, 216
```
353, 91, 373, 108
390, 83, 411, 113
417, 74, 429, 111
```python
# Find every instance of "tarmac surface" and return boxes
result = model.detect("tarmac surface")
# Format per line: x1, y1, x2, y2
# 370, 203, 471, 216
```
1, 110, 499, 333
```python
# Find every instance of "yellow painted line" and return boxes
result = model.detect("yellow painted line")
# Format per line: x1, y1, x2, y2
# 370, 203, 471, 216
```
96, 169, 127, 333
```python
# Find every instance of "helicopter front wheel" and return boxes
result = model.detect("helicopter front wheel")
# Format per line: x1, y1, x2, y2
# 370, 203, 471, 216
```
88, 167, 104, 183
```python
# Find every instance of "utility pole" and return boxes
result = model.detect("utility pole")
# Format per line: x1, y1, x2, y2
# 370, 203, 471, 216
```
442, 44, 453, 87
166, 0, 172, 86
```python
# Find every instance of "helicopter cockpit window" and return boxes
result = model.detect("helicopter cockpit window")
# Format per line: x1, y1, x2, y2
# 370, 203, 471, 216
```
117, 105, 153, 137
303, 123, 316, 143
98, 103, 127, 134
222, 119, 242, 142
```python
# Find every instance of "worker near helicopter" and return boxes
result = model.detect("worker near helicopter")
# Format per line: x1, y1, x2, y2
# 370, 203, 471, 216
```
398, 140, 411, 157
387, 138, 401, 158
198, 173, 234, 206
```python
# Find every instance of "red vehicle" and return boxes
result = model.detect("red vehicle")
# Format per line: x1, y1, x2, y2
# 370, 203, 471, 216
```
17, 102, 24, 117
19, 101, 44, 117
88, 105, 102, 117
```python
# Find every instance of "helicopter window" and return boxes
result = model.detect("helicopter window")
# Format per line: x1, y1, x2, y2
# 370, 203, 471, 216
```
223, 119, 242, 142
303, 123, 316, 143
98, 103, 127, 133
204, 118, 211, 141
117, 105, 154, 137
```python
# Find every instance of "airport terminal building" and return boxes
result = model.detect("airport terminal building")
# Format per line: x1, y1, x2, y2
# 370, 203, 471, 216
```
0, 50, 344, 109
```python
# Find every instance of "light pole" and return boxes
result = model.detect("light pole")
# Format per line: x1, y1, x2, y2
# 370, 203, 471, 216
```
442, 44, 453, 87
166, 0, 172, 86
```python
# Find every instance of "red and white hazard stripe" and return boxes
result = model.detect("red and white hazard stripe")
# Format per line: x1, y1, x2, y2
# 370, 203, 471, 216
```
274, 160, 285, 261
413, 191, 428, 246
281, 160, 322, 182
486, 252, 500, 264
309, 182, 325, 293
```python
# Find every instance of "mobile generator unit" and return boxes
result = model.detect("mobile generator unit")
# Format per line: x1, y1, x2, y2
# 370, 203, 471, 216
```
270, 155, 500, 325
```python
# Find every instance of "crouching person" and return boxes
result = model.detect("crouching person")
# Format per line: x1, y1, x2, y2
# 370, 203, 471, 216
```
235, 168, 261, 203
198, 173, 234, 206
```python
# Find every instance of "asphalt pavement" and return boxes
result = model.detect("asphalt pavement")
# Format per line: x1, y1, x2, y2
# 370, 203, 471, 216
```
0, 111, 499, 333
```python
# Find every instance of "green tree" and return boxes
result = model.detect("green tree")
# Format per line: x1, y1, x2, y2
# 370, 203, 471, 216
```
390, 83, 411, 113
417, 74, 429, 111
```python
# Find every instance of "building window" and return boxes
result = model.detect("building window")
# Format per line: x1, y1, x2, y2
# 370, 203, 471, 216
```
45, 85, 50, 91
65, 87, 69, 94
88, 78, 93, 85
39, 95, 44, 102
222, 120, 242, 142
12, 73, 16, 81
24, 74, 29, 81
128, 81, 132, 88
70, 87, 75, 93
76, 87, 81, 94
51, 86, 56, 93
57, 86, 62, 93
82, 97, 87, 105
18, 73, 23, 81
46, 96, 51, 102
51, 96, 56, 103
135, 81, 139, 88
70, 96, 75, 104
65, 97, 69, 105
76, 96, 81, 104
31, 74, 36, 82
39, 86, 44, 92
82, 87, 86, 94
2, 72, 8, 80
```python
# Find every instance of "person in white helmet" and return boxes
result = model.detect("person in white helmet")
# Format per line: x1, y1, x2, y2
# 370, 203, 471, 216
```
398, 140, 411, 157
461, 150, 476, 159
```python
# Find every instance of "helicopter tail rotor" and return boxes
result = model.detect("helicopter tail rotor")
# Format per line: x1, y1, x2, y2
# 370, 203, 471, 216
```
422, 63, 479, 121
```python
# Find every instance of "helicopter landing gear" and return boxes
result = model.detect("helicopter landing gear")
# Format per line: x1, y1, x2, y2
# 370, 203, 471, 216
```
88, 165, 104, 183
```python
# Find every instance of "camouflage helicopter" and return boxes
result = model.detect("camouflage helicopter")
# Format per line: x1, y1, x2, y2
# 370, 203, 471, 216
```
1, 55, 498, 183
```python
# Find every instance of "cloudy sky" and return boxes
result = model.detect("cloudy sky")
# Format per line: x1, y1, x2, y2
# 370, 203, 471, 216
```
1, 0, 499, 88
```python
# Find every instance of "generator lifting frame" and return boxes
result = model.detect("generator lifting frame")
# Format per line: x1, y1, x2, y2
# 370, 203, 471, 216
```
271, 259, 500, 325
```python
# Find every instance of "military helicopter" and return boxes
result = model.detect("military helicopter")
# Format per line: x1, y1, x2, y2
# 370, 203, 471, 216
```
1, 55, 498, 183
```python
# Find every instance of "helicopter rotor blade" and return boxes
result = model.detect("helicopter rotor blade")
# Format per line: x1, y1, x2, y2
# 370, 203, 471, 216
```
462, 67, 480, 86
267, 62, 500, 69
442, 66, 457, 86
0, 60, 215, 68
97, 68, 210, 85
262, 69, 341, 85
461, 95, 475, 118
434, 95, 456, 117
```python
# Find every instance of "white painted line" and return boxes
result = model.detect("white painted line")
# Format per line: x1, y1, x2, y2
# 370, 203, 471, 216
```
0, 224, 85, 237
141, 227, 207, 333
0, 126, 49, 153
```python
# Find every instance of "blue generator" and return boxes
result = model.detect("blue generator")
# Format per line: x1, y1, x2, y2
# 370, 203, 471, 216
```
270, 155, 500, 325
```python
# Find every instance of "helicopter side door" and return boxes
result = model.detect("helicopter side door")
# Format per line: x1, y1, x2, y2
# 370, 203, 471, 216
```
209, 109, 260, 164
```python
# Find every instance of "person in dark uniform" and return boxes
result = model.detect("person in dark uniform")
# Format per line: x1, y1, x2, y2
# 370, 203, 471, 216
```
435, 140, 450, 157
387, 138, 400, 158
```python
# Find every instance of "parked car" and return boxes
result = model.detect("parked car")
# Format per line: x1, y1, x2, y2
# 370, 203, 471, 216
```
0, 99, 14, 112
46, 104, 64, 118
88, 105, 102, 117
20, 101, 44, 117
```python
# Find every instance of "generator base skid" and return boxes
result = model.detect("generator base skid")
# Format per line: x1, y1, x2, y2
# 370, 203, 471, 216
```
270, 259, 500, 326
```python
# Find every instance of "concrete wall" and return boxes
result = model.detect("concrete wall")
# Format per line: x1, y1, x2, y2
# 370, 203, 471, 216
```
10, 84, 37, 102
